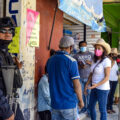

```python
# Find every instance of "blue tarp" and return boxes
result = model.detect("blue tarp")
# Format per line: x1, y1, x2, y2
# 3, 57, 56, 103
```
58, 0, 106, 32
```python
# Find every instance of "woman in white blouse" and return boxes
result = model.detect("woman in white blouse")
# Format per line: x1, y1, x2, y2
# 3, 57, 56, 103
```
107, 48, 118, 114
84, 39, 111, 120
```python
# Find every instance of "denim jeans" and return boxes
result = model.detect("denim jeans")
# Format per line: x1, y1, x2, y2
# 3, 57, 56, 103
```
80, 78, 91, 112
107, 81, 118, 110
89, 88, 109, 120
51, 107, 78, 120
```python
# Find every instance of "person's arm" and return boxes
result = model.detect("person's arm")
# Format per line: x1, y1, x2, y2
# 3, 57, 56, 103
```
85, 60, 92, 65
0, 90, 14, 120
69, 59, 84, 108
5, 114, 14, 120
73, 79, 84, 109
14, 57, 23, 69
38, 77, 51, 106
88, 67, 111, 89
84, 72, 93, 95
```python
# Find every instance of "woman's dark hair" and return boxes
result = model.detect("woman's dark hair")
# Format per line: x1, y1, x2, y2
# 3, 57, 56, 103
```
79, 41, 87, 48
94, 46, 107, 63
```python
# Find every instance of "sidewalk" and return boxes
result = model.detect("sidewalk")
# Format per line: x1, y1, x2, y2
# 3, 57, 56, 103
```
80, 104, 119, 120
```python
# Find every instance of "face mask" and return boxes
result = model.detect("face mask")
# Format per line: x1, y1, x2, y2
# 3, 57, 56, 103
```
112, 56, 117, 60
80, 47, 87, 52
95, 49, 103, 57
0, 39, 12, 48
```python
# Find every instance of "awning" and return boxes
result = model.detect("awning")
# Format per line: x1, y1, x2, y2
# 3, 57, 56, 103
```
58, 0, 106, 32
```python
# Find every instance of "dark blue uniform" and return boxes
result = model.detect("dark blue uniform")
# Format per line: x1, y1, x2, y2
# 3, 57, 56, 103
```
0, 48, 14, 119
0, 90, 13, 119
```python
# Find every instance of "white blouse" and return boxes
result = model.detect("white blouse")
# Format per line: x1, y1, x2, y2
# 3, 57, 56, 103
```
109, 61, 118, 81
91, 58, 111, 90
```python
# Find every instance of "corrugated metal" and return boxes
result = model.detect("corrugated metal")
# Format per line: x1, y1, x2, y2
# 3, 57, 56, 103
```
63, 24, 101, 52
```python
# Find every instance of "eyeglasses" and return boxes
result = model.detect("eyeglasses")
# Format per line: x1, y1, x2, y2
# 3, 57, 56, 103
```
0, 28, 13, 34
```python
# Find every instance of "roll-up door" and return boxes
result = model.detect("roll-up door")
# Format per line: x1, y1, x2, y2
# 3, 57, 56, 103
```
63, 15, 101, 52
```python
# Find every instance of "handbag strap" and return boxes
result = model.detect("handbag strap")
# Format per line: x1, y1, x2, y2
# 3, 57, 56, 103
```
92, 61, 101, 74
92, 57, 107, 74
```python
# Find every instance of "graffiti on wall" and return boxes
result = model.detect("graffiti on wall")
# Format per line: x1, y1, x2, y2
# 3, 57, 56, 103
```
6, 0, 36, 120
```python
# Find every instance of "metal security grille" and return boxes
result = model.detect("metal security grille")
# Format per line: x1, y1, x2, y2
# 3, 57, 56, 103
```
63, 24, 101, 52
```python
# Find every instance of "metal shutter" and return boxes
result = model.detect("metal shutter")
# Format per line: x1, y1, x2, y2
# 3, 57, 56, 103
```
63, 24, 101, 52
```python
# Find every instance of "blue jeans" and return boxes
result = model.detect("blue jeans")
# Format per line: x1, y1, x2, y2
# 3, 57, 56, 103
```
89, 88, 109, 120
51, 107, 78, 120
107, 81, 118, 110
80, 78, 91, 112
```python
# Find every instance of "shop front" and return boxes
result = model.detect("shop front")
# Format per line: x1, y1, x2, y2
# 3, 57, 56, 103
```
1, 0, 105, 119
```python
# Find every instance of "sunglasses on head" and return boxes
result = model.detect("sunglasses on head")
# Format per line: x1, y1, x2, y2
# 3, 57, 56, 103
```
0, 28, 13, 34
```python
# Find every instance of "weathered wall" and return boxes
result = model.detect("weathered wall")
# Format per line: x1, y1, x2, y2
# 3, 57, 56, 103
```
19, 0, 36, 119
6, 0, 36, 119
35, 0, 63, 85
0, 0, 3, 17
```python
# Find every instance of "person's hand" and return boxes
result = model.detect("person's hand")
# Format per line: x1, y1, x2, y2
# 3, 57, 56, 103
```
84, 86, 88, 95
6, 114, 14, 120
86, 60, 92, 65
78, 100, 84, 109
81, 65, 86, 69
88, 84, 98, 89
14, 57, 23, 69
78, 61, 86, 69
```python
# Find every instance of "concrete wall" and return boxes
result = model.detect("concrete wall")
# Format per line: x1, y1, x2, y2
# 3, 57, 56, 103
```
0, 0, 3, 17
19, 0, 36, 119
35, 0, 63, 85
6, 0, 36, 119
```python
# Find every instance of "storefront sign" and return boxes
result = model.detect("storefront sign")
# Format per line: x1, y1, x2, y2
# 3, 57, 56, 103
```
58, 0, 106, 32
26, 9, 40, 47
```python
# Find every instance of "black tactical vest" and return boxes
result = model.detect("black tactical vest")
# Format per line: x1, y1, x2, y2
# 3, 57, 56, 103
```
0, 48, 14, 96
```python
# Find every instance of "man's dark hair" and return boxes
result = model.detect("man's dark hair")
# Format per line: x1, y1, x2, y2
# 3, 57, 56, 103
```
94, 46, 107, 63
79, 41, 87, 48
50, 49, 56, 56
45, 65, 47, 74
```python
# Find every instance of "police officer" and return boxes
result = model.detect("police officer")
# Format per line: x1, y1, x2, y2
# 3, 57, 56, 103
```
0, 17, 16, 120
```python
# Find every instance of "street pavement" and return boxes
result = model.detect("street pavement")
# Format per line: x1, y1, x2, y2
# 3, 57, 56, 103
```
81, 104, 119, 120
